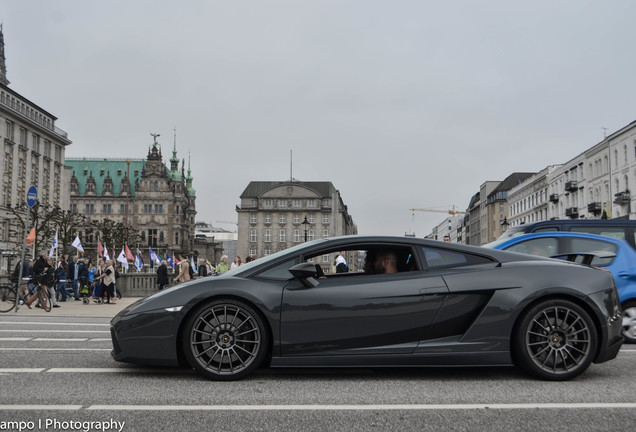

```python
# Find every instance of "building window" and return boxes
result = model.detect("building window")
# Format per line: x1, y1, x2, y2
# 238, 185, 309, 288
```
322, 214, 329, 224
293, 199, 301, 207
308, 229, 315, 241
323, 199, 330, 207
293, 214, 300, 223
250, 214, 257, 224
249, 248, 257, 257
279, 214, 286, 223
308, 214, 315, 224
19, 128, 26, 146
264, 248, 271, 256
264, 199, 272, 207
322, 254, 330, 263
70, 203, 77, 213
175, 232, 179, 244
308, 199, 315, 207
155, 204, 163, 213
322, 229, 329, 238
159, 231, 164, 243
278, 199, 287, 208
103, 204, 112, 214
85, 204, 94, 214
279, 229, 286, 242
265, 214, 271, 224
249, 229, 257, 242
294, 229, 301, 242
264, 229, 272, 242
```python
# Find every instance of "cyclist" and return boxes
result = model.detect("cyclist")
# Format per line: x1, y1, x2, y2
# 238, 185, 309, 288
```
25, 254, 53, 309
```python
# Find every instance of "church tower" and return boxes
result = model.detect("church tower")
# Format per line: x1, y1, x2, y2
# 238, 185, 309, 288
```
0, 24, 10, 86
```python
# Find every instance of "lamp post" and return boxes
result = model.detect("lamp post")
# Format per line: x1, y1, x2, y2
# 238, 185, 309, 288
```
302, 216, 310, 242
501, 217, 510, 233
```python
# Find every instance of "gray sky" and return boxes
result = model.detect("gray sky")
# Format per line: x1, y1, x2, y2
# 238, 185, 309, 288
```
3, 1, 636, 236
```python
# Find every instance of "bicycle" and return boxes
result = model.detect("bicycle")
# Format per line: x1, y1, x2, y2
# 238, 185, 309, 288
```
0, 279, 51, 313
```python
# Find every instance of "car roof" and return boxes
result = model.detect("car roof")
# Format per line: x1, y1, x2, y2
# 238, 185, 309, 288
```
493, 231, 630, 248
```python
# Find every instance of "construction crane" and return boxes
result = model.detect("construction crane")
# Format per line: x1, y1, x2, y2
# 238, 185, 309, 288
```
409, 206, 467, 215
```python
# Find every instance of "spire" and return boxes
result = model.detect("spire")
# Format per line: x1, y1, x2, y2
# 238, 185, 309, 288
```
0, 23, 10, 86
167, 126, 181, 181
186, 150, 196, 197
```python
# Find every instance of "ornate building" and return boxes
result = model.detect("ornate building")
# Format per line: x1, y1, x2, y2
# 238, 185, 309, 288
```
0, 25, 72, 274
65, 135, 197, 260
236, 180, 357, 268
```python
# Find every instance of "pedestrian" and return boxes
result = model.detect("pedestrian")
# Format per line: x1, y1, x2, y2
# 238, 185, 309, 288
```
335, 251, 348, 273
66, 255, 80, 300
230, 255, 243, 270
55, 258, 68, 302
197, 258, 208, 277
25, 254, 53, 309
174, 254, 191, 283
216, 255, 229, 274
95, 259, 117, 304
157, 260, 169, 290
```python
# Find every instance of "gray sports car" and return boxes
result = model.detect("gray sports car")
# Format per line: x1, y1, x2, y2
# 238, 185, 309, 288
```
110, 236, 624, 381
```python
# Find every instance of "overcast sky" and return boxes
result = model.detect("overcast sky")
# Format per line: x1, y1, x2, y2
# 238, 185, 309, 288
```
3, 1, 636, 236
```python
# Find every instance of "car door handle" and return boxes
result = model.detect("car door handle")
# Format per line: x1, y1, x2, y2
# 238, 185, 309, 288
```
618, 273, 630, 279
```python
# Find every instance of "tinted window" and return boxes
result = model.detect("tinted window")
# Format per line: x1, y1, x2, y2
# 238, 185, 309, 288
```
504, 238, 558, 258
256, 258, 298, 280
570, 226, 626, 241
421, 247, 493, 269
564, 238, 617, 267
534, 227, 559, 233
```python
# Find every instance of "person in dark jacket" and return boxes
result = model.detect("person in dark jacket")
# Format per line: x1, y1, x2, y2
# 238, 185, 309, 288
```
156, 260, 169, 290
25, 255, 53, 309
66, 255, 80, 300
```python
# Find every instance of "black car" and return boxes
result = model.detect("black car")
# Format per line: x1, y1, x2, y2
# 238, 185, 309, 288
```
110, 236, 624, 381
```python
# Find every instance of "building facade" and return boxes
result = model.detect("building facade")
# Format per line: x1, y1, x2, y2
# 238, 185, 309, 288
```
508, 165, 561, 228
0, 26, 72, 274
236, 180, 357, 265
65, 137, 197, 261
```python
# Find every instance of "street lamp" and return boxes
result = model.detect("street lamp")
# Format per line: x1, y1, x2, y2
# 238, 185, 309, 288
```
501, 217, 510, 232
302, 216, 310, 242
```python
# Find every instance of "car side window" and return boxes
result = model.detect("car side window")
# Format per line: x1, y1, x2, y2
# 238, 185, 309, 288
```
570, 226, 626, 241
255, 258, 299, 280
504, 238, 558, 258
420, 247, 492, 270
564, 238, 617, 267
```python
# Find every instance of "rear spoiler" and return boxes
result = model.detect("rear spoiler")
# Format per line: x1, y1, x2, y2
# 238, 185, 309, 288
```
551, 251, 616, 267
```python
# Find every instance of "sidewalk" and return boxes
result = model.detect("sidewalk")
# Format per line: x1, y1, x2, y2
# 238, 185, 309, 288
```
11, 295, 144, 318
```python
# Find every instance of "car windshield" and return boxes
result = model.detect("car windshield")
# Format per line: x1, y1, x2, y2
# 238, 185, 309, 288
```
221, 238, 328, 277
483, 226, 530, 248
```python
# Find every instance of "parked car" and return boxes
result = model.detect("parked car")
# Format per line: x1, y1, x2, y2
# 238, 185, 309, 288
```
488, 219, 636, 250
111, 236, 623, 381
490, 232, 636, 343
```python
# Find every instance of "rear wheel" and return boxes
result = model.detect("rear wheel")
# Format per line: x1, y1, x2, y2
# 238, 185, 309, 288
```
0, 285, 17, 313
513, 299, 597, 381
182, 299, 269, 380
621, 301, 636, 343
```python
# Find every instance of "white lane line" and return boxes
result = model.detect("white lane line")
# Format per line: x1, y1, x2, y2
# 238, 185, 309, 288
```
89, 338, 112, 342
0, 337, 32, 341
87, 403, 636, 411
33, 338, 89, 342
0, 367, 192, 374
1, 403, 635, 412
0, 368, 46, 373
0, 330, 109, 333
0, 348, 111, 352
0, 405, 82, 410
0, 321, 109, 326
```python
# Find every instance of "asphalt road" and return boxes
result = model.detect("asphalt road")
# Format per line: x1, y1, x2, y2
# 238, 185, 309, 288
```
1, 301, 635, 432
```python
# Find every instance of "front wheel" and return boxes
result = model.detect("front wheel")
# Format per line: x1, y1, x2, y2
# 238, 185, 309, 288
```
513, 299, 597, 381
182, 299, 269, 381
0, 285, 17, 313
621, 301, 636, 343
37, 288, 52, 313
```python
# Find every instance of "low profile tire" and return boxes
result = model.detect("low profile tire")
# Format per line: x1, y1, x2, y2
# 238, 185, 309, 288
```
513, 299, 597, 381
621, 301, 636, 344
182, 298, 269, 381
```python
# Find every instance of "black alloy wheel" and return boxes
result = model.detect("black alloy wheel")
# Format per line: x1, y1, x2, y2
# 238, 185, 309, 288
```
621, 301, 636, 344
513, 299, 597, 381
182, 299, 269, 380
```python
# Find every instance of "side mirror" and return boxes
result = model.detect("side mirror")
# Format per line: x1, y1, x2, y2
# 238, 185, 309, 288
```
288, 262, 319, 288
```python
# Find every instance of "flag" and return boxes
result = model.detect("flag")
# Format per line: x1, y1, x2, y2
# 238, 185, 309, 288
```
48, 230, 58, 258
190, 256, 197, 273
112, 242, 115, 262
103, 248, 110, 261
25, 227, 36, 246
135, 252, 143, 272
117, 248, 129, 270
72, 235, 84, 252
166, 252, 175, 269
125, 244, 134, 261
98, 240, 104, 257
149, 248, 161, 265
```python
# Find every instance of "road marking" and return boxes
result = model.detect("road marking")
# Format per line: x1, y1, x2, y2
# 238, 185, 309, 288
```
0, 337, 32, 341
0, 368, 45, 373
0, 348, 111, 352
0, 367, 192, 374
0, 330, 109, 334
1, 402, 636, 412
0, 321, 109, 326
33, 338, 89, 342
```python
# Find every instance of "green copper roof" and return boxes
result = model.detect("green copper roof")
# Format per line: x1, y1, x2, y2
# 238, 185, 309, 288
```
65, 158, 146, 196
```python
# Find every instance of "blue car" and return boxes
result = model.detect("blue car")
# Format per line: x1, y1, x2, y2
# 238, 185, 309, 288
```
490, 232, 636, 343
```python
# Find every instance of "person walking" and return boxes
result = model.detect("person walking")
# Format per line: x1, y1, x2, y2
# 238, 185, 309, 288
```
216, 255, 229, 274
230, 255, 243, 270
66, 255, 80, 300
157, 260, 169, 290
95, 260, 116, 304
174, 254, 191, 284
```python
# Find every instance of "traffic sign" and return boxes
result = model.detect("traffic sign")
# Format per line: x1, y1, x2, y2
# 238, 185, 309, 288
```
26, 185, 38, 207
